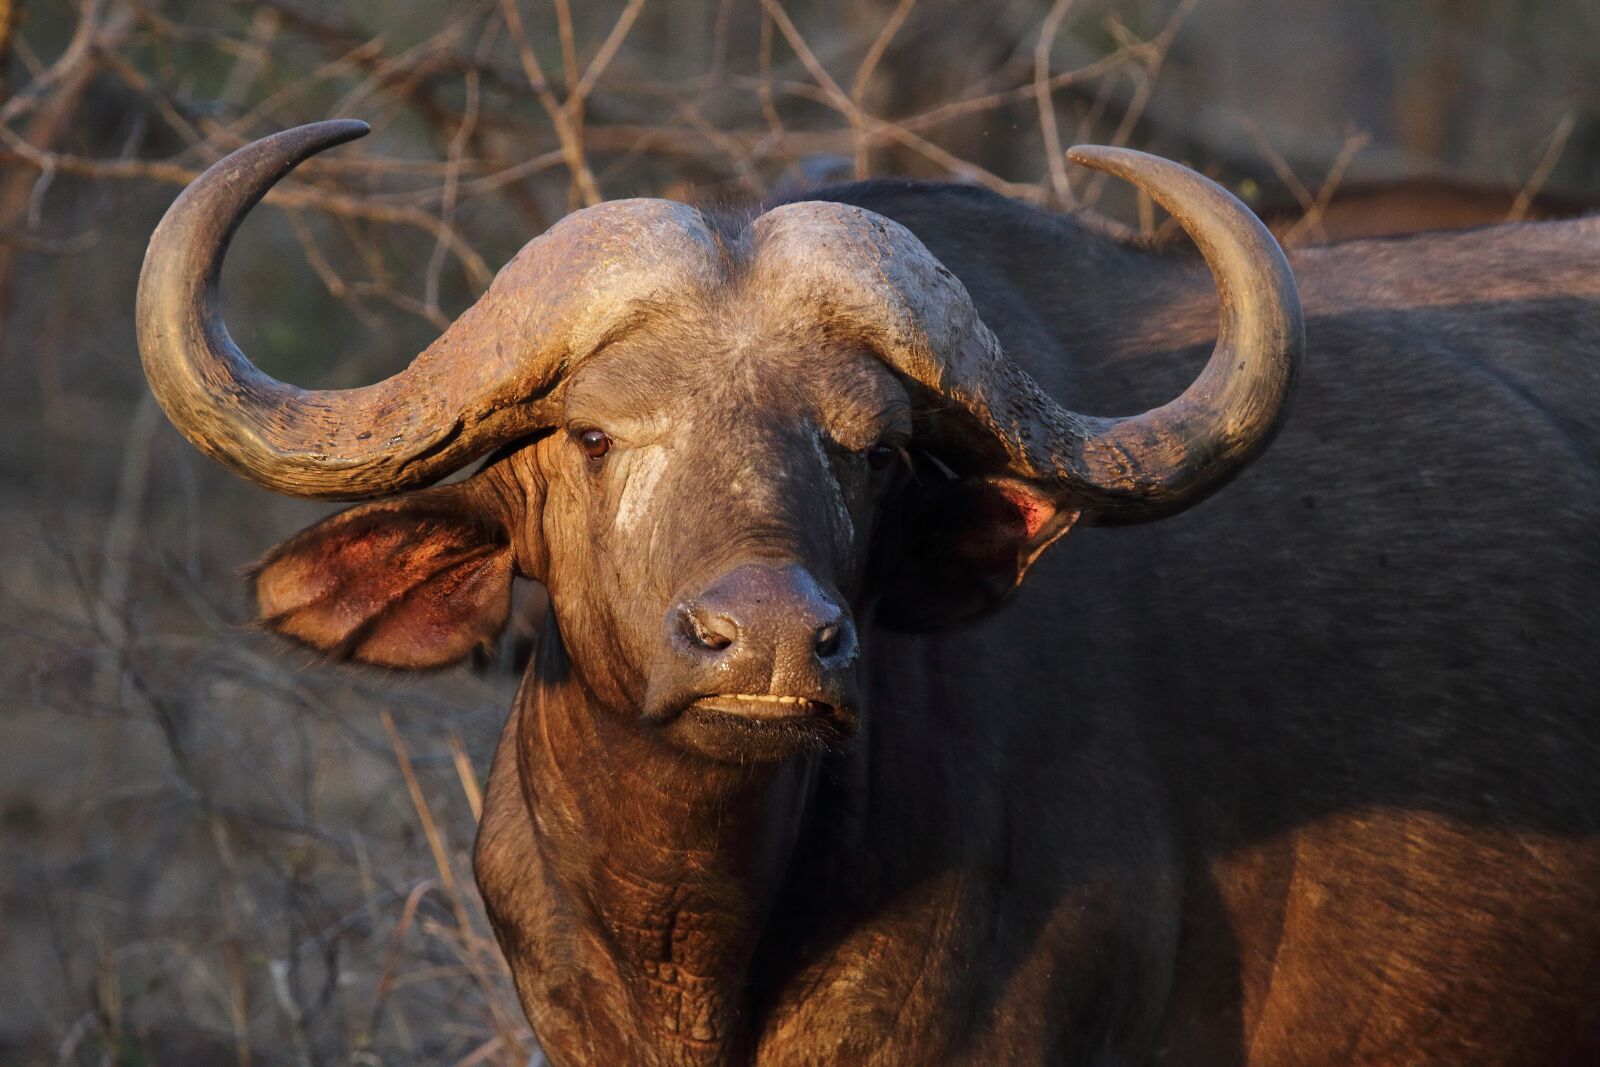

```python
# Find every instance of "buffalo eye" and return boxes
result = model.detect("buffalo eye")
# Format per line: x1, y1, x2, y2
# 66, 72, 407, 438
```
576, 429, 611, 460
867, 443, 897, 471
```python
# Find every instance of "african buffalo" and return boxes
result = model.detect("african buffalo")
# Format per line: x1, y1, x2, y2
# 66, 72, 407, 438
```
136, 121, 1599, 1065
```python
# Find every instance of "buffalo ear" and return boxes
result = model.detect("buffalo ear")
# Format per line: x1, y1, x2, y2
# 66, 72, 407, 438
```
874, 472, 1079, 631
251, 481, 517, 670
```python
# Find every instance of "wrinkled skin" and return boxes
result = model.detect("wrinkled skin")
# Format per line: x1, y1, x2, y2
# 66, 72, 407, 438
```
533, 317, 905, 749
250, 186, 1600, 1066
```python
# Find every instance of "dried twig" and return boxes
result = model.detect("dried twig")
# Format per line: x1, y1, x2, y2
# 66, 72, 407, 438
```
1283, 127, 1372, 247
382, 712, 529, 1064
424, 61, 481, 325
0, 142, 493, 289
849, 0, 918, 178
498, 0, 602, 207
1238, 115, 1316, 215
1081, 0, 1201, 207
1509, 112, 1575, 222
1034, 0, 1077, 207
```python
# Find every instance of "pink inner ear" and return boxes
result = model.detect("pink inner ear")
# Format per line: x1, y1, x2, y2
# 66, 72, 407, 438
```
255, 501, 516, 670
994, 483, 1058, 540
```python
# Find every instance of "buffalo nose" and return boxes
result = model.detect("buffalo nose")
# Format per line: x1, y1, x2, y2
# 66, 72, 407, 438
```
679, 602, 738, 651
673, 564, 856, 671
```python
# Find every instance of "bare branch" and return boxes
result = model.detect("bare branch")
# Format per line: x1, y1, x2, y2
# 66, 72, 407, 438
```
850, 0, 918, 178
1509, 111, 1576, 222
0, 141, 493, 288
1082, 0, 1201, 207
424, 63, 481, 323
498, 0, 602, 207
1283, 126, 1372, 247
574, 0, 648, 101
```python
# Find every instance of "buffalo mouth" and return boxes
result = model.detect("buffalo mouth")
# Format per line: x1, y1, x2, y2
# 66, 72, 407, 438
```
689, 693, 834, 720
669, 693, 857, 762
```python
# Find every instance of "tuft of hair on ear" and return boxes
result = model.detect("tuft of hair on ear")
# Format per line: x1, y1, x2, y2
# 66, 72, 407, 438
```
249, 487, 518, 671
872, 462, 1079, 631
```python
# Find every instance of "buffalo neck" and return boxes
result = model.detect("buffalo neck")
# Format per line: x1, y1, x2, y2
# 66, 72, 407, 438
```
511, 617, 822, 1061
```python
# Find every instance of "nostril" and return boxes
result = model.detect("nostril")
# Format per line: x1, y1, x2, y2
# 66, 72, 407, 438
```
680, 604, 737, 652
814, 620, 848, 660
814, 623, 841, 658
698, 628, 734, 652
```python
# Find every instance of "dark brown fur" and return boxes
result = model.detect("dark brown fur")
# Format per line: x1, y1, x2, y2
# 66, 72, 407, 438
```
256, 183, 1600, 1065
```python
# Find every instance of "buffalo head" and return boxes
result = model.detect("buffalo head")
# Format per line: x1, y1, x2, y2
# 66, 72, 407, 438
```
136, 120, 1300, 764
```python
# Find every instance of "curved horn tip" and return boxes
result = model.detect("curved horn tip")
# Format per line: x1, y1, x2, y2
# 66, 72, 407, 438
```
1065, 144, 1129, 165
1066, 145, 1193, 187
277, 118, 371, 150
317, 117, 371, 138
1064, 145, 1269, 230
1054, 143, 1302, 523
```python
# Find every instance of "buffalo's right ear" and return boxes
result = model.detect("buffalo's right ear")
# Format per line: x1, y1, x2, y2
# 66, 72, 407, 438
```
873, 463, 1079, 631
251, 479, 519, 670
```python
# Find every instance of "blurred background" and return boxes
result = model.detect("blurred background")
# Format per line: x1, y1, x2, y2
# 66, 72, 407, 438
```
1, 1, 1596, 1063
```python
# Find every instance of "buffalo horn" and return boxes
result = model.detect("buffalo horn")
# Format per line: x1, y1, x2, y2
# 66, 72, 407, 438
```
136, 121, 719, 499
752, 146, 1302, 523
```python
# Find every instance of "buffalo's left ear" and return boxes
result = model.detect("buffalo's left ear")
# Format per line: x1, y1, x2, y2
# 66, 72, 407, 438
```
251, 480, 516, 670
874, 473, 1079, 630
